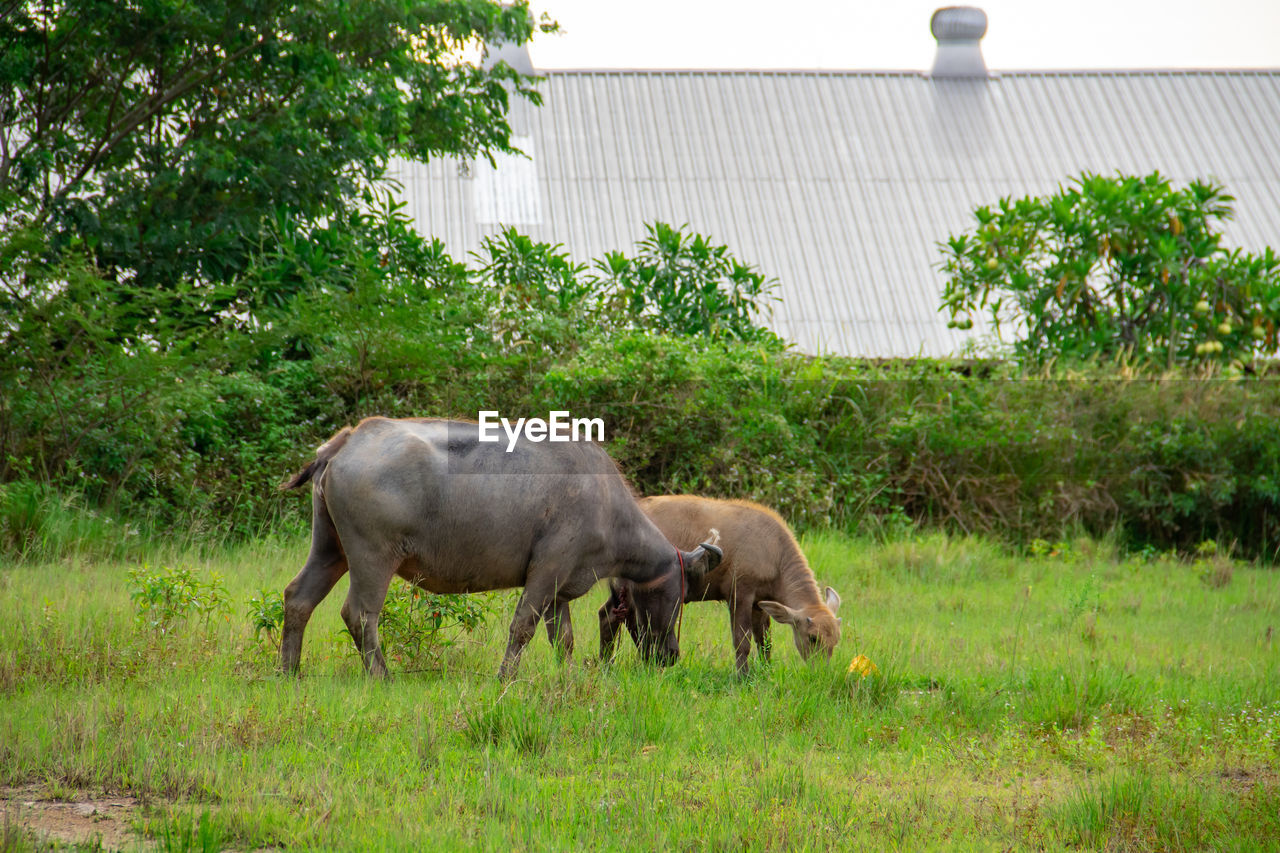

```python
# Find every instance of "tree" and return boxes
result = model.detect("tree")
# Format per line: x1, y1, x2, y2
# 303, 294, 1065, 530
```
594, 222, 782, 345
0, 0, 551, 326
939, 172, 1280, 368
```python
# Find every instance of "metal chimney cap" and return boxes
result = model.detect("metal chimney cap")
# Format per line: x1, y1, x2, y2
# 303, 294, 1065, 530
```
930, 7, 988, 42
482, 39, 535, 76
929, 6, 989, 77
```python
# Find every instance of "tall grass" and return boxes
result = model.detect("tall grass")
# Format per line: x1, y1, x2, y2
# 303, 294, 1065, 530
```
0, 478, 298, 566
1052, 772, 1280, 851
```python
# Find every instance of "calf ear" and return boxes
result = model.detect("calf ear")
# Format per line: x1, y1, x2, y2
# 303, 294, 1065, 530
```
824, 586, 842, 615
758, 600, 805, 625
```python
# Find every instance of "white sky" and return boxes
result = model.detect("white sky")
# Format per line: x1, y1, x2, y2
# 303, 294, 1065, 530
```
526, 0, 1280, 71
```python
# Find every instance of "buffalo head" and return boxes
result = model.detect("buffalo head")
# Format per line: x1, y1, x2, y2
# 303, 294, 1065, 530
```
602, 541, 721, 666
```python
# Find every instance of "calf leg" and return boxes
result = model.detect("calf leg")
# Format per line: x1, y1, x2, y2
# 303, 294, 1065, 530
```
730, 594, 754, 677
597, 584, 638, 663
598, 599, 622, 663
751, 605, 772, 664
281, 498, 348, 675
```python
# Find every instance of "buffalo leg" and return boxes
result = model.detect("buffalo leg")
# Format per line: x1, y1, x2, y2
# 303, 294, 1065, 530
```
751, 605, 772, 665
597, 586, 630, 663
504, 542, 595, 678
499, 590, 547, 680
338, 545, 395, 678
543, 597, 574, 663
281, 499, 348, 675
730, 594, 754, 677
280, 557, 347, 675
598, 600, 621, 662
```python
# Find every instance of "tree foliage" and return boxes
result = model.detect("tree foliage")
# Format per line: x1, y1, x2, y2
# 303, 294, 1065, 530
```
939, 172, 1280, 368
475, 221, 783, 349
594, 222, 781, 344
0, 0, 549, 322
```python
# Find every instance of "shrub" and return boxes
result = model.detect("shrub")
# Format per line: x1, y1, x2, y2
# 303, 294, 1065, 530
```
0, 480, 55, 558
128, 565, 230, 631
594, 222, 782, 345
376, 584, 492, 668
939, 172, 1280, 367
0, 479, 141, 562
246, 590, 286, 642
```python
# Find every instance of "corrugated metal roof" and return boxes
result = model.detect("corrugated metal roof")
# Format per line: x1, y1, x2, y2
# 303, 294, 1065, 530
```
388, 70, 1280, 357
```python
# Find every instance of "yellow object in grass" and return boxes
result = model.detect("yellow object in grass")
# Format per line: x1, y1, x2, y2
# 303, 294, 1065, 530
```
847, 654, 880, 678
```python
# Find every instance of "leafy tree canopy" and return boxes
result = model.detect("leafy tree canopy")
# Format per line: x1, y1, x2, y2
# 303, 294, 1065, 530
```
939, 172, 1280, 369
0, 0, 550, 311
479, 222, 783, 348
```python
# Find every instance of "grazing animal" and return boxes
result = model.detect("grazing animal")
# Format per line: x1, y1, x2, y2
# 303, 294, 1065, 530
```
599, 496, 841, 675
279, 418, 721, 679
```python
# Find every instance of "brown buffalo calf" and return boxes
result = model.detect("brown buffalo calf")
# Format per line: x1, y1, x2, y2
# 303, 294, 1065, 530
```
599, 496, 841, 675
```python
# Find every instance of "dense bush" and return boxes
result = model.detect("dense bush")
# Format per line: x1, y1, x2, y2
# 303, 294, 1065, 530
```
542, 349, 1280, 559
4, 214, 1280, 562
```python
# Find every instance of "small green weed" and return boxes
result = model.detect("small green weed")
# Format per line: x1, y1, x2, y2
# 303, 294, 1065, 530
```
377, 583, 492, 668
152, 809, 224, 853
1022, 664, 1137, 732
845, 660, 903, 711
1062, 572, 1101, 627
245, 589, 285, 642
1029, 538, 1072, 558
127, 565, 230, 630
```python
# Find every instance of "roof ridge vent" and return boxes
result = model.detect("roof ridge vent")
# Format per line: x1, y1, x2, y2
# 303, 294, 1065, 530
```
930, 6, 989, 78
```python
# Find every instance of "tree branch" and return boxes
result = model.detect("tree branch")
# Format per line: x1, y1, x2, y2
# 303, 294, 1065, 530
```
41, 37, 267, 216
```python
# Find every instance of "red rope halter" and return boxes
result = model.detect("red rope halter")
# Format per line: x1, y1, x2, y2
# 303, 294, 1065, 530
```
675, 548, 686, 646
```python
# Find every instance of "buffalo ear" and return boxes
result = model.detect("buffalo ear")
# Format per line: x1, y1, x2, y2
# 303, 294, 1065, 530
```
684, 542, 722, 582
824, 586, 842, 615
758, 600, 804, 625
700, 541, 723, 571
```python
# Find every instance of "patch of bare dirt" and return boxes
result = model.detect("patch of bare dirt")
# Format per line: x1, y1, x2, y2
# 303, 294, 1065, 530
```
2, 785, 146, 851
1217, 767, 1280, 794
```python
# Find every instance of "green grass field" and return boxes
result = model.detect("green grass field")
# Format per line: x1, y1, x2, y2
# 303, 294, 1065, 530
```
2, 531, 1278, 851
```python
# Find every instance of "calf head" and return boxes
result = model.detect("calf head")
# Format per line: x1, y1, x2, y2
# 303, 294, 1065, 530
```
600, 542, 722, 666
757, 586, 842, 662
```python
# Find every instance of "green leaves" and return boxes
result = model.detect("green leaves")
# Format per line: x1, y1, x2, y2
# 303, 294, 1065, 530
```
594, 222, 782, 345
128, 565, 231, 631
939, 172, 1280, 369
1, 0, 551, 325
377, 584, 491, 667
469, 221, 783, 351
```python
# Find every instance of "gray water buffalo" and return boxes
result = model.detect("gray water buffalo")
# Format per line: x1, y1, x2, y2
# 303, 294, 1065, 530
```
279, 417, 721, 679
600, 496, 841, 675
